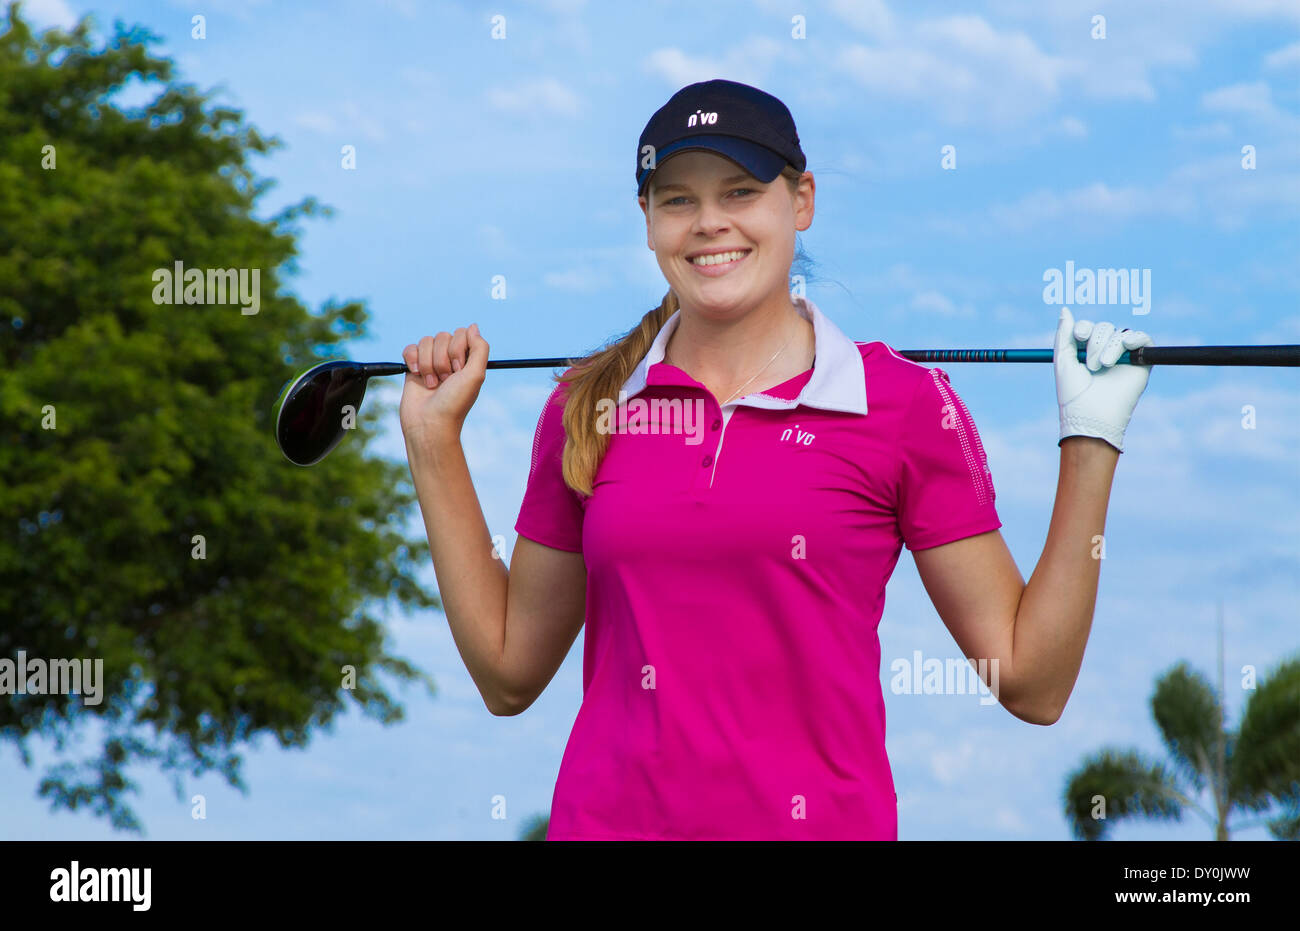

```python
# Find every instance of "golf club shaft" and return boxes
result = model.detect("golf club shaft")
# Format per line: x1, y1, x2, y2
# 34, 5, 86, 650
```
361, 345, 1297, 373
462, 345, 1298, 369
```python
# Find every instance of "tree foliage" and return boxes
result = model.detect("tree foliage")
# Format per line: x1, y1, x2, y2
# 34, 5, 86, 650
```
0, 2, 439, 832
1064, 656, 1300, 840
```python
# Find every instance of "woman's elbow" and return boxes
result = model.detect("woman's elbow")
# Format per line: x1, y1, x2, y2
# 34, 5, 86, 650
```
1005, 697, 1064, 726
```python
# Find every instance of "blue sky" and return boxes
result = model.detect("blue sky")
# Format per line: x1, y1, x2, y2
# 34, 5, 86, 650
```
3, 0, 1298, 840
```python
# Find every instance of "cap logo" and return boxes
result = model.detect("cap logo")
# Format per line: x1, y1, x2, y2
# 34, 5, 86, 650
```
687, 110, 719, 128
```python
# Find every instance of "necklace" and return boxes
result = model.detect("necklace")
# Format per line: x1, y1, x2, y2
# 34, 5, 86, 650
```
666, 320, 797, 407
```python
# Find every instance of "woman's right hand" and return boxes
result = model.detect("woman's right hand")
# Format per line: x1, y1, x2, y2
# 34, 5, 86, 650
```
399, 324, 489, 446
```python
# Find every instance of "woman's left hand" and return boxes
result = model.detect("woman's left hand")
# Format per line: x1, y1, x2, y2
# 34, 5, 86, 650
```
1054, 306, 1154, 453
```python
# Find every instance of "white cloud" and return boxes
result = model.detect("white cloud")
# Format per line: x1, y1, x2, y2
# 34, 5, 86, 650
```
988, 181, 1196, 232
1203, 0, 1300, 19
930, 737, 977, 785
1180, 382, 1300, 465
484, 78, 581, 118
977, 415, 1060, 507
978, 0, 1205, 105
294, 111, 337, 133
993, 0, 1298, 30
1200, 81, 1300, 136
345, 106, 386, 143
401, 67, 440, 90
918, 126, 1296, 235
477, 224, 512, 259
12, 0, 76, 28
166, 0, 272, 24
827, 0, 896, 40
994, 805, 1030, 833
836, 44, 962, 98
1058, 116, 1087, 137
1171, 121, 1233, 141
293, 102, 387, 141
837, 16, 1066, 127
1203, 81, 1280, 119
827, 7, 1200, 126
641, 47, 715, 89
641, 37, 793, 90
915, 15, 1063, 98
911, 290, 976, 317
1256, 313, 1300, 343
1072, 66, 1159, 103
374, 0, 419, 17
837, 151, 876, 173
542, 268, 609, 293
981, 376, 1300, 517
1156, 295, 1209, 319
522, 0, 589, 15
993, 303, 1034, 325
1264, 41, 1300, 70
517, 0, 593, 53
1166, 154, 1300, 230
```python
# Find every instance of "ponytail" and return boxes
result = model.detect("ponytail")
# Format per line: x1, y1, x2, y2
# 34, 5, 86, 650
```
555, 289, 678, 497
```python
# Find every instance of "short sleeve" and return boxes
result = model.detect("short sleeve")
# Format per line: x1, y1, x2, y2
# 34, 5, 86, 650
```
896, 368, 1001, 551
514, 382, 585, 553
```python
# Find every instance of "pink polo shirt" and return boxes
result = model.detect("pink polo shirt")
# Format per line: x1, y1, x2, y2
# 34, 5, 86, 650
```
514, 295, 1001, 840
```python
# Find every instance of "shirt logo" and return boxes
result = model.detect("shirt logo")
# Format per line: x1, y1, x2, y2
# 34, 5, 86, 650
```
779, 424, 816, 447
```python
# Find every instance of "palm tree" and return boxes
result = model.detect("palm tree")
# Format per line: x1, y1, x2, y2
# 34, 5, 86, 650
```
1063, 651, 1300, 840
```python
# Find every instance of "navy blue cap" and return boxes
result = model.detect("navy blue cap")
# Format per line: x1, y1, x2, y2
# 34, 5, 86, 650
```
636, 79, 806, 197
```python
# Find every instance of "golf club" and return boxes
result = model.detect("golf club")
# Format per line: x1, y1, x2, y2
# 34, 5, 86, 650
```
275, 343, 1300, 466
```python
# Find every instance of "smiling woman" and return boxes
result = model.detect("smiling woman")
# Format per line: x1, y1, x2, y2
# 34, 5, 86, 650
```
497, 79, 1005, 842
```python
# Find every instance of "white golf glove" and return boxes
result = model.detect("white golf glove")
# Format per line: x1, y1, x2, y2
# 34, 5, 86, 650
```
1055, 306, 1154, 453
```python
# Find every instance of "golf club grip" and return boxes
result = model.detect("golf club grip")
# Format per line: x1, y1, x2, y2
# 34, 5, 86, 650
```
483, 358, 582, 369
473, 345, 1300, 369
901, 345, 1300, 365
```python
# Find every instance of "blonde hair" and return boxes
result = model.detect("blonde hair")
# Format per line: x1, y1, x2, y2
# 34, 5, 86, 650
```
554, 163, 806, 496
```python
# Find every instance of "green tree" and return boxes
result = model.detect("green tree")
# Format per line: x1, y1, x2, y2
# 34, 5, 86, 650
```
1063, 656, 1300, 840
0, 2, 438, 832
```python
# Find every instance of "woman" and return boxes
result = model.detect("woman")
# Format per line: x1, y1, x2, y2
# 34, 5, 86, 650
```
398, 79, 1154, 841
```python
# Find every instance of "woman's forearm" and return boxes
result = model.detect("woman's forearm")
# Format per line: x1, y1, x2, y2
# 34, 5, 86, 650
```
405, 431, 511, 714
1011, 436, 1120, 721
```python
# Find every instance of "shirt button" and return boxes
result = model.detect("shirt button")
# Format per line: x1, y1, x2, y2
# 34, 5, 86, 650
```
711, 419, 721, 430
701, 454, 713, 467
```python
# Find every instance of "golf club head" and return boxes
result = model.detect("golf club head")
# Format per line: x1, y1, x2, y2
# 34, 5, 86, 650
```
275, 361, 377, 466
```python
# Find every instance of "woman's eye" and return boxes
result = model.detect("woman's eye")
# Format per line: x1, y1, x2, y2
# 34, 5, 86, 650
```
664, 189, 755, 206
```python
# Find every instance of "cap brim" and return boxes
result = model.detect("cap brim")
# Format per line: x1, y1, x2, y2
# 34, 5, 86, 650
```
638, 135, 787, 195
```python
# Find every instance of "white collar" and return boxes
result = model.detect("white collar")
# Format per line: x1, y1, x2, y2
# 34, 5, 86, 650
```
617, 294, 868, 414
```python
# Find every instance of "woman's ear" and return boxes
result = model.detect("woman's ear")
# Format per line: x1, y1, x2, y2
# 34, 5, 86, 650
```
794, 171, 815, 232
639, 195, 654, 249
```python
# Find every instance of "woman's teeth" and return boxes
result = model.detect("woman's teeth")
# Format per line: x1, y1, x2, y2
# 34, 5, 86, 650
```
690, 249, 750, 266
